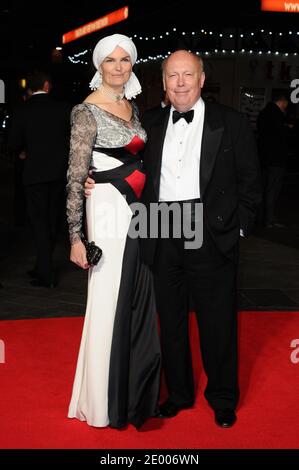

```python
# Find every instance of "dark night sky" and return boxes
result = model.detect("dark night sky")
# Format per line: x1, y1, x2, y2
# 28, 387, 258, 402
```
1, 0, 299, 94
1, 0, 298, 66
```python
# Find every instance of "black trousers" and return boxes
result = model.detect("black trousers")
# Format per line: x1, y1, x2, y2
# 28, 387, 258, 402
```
25, 180, 65, 284
14, 157, 27, 226
264, 165, 285, 225
153, 214, 239, 411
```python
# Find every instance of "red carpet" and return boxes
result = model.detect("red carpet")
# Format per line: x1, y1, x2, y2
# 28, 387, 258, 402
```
0, 312, 299, 449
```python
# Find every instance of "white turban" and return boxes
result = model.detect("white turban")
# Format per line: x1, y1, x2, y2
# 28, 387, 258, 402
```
89, 34, 141, 100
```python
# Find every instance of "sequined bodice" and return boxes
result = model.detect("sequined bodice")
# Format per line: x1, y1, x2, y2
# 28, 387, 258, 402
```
66, 102, 147, 244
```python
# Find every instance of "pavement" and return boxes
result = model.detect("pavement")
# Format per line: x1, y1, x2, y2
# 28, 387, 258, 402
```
1, 159, 299, 320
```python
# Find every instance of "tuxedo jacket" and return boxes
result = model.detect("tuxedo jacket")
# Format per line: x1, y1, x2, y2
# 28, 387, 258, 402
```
140, 101, 262, 265
8, 94, 71, 186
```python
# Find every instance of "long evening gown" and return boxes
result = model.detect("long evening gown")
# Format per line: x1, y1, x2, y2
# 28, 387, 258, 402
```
66, 102, 160, 428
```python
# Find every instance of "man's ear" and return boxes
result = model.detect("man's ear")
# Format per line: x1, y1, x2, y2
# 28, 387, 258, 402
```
162, 76, 166, 92
200, 72, 205, 89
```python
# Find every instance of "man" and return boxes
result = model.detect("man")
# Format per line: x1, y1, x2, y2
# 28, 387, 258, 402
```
141, 50, 262, 428
256, 92, 290, 228
9, 70, 71, 287
86, 50, 262, 428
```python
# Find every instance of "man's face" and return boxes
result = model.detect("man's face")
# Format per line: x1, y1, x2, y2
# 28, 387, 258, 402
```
163, 51, 205, 112
280, 98, 289, 113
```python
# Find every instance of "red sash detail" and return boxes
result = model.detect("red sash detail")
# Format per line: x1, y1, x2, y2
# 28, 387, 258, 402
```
124, 135, 145, 155
125, 170, 146, 199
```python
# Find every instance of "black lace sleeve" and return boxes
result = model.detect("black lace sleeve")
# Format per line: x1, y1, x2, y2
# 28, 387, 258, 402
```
66, 104, 97, 244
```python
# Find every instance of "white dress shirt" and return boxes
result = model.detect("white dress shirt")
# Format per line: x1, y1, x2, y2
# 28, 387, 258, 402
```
159, 97, 205, 202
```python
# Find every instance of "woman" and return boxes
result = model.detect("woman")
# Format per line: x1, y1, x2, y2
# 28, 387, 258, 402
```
66, 34, 160, 429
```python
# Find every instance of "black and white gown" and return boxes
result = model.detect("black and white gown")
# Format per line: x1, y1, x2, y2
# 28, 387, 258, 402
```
66, 102, 160, 429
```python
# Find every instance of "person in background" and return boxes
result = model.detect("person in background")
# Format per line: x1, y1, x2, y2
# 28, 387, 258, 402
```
9, 70, 71, 288
9, 70, 71, 287
257, 92, 291, 228
13, 86, 33, 227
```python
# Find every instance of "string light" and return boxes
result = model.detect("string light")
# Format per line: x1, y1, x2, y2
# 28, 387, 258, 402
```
66, 27, 299, 65
68, 49, 299, 65
112, 28, 299, 42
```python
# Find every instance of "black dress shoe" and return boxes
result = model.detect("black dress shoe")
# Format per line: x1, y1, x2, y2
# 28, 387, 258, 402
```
156, 400, 193, 418
214, 409, 237, 428
30, 279, 56, 288
108, 423, 127, 430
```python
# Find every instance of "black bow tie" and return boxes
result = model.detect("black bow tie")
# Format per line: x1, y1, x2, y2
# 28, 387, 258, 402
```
172, 109, 194, 124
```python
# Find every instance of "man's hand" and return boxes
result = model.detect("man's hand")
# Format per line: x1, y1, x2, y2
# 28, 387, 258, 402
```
84, 176, 95, 197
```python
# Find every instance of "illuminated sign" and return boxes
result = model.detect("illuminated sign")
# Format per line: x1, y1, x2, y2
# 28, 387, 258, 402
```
261, 0, 299, 12
62, 6, 129, 44
0, 80, 5, 104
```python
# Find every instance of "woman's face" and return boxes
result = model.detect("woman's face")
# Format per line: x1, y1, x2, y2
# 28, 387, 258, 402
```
100, 46, 132, 89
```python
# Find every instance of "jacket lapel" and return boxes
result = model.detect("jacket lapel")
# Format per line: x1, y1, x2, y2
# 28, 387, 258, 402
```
200, 103, 224, 199
150, 106, 171, 199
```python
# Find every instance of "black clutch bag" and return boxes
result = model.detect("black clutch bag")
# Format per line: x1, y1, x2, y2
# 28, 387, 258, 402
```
81, 237, 102, 266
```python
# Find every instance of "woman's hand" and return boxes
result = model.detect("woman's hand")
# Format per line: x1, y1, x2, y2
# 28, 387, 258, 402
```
84, 175, 96, 197
70, 240, 89, 269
